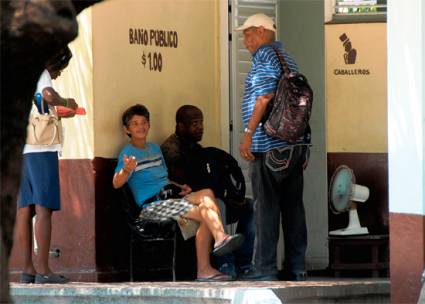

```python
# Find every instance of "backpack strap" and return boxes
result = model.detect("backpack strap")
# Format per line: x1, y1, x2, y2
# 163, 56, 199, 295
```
271, 46, 291, 77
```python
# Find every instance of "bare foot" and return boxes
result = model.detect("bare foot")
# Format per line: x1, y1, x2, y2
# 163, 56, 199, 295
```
197, 267, 222, 279
213, 234, 229, 248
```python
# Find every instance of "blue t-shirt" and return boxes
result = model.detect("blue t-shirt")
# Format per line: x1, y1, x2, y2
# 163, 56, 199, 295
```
242, 41, 310, 152
115, 142, 168, 207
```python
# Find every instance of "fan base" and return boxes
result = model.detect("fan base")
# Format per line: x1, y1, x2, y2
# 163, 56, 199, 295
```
329, 227, 369, 236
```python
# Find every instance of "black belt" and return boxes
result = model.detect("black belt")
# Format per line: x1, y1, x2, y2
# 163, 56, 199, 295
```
143, 184, 182, 205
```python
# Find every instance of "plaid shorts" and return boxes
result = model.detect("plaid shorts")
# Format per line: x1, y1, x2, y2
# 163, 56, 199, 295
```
139, 198, 194, 221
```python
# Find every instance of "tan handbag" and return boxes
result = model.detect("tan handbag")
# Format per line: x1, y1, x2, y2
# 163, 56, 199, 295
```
26, 103, 62, 146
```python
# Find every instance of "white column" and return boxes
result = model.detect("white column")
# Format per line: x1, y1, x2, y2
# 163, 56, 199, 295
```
388, 0, 425, 216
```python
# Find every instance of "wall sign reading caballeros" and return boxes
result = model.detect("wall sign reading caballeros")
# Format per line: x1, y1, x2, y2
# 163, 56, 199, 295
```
333, 33, 370, 76
129, 28, 179, 72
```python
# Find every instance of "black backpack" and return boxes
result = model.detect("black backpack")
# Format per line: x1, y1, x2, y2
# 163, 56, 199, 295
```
263, 47, 313, 142
184, 147, 246, 208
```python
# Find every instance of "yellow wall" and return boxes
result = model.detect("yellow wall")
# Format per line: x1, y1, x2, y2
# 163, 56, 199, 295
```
92, 0, 221, 158
54, 8, 94, 159
325, 23, 387, 153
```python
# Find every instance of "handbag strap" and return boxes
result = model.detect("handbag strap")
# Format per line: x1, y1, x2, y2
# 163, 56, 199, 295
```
32, 117, 58, 145
34, 93, 50, 115
271, 46, 291, 77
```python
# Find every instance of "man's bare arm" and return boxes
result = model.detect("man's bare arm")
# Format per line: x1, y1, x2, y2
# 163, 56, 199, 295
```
239, 93, 274, 161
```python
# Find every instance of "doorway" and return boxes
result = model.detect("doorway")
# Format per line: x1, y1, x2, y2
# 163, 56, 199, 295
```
227, 0, 328, 271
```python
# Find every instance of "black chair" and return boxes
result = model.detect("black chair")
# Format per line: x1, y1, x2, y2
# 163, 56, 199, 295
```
120, 184, 178, 281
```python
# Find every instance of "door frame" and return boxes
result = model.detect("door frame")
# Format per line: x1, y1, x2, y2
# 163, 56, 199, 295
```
219, 0, 230, 151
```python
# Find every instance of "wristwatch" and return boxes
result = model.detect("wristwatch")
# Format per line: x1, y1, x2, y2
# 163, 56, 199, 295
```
244, 127, 253, 134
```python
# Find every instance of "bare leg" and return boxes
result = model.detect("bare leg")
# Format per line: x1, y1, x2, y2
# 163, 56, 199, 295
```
194, 222, 222, 278
182, 189, 233, 278
14, 206, 36, 275
184, 189, 227, 245
34, 205, 52, 275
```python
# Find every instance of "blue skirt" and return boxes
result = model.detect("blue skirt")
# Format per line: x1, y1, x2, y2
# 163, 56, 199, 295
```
18, 152, 60, 211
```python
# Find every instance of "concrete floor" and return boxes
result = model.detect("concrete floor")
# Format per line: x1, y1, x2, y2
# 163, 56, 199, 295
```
11, 278, 390, 304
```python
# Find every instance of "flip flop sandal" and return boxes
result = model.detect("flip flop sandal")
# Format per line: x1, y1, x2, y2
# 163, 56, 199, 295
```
195, 273, 234, 282
20, 272, 36, 283
212, 234, 245, 257
35, 273, 70, 284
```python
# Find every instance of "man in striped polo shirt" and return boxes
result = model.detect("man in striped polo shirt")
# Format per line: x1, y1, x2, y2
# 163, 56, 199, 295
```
236, 13, 311, 281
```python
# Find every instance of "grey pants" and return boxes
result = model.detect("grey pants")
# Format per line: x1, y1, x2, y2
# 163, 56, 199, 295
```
251, 145, 308, 275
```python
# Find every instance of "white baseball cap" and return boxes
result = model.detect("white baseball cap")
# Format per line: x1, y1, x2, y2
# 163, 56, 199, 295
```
235, 13, 276, 32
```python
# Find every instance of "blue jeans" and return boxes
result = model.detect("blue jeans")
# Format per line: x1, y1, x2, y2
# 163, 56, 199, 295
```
251, 145, 308, 276
213, 199, 255, 274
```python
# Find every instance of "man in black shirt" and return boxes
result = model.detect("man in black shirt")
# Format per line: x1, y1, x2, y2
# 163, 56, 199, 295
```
161, 105, 254, 278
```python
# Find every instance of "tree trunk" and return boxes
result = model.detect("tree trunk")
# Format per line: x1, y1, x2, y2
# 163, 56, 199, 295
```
0, 1, 101, 301
0, 0, 101, 303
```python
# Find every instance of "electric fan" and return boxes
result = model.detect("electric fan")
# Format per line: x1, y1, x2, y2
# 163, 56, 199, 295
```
329, 165, 370, 236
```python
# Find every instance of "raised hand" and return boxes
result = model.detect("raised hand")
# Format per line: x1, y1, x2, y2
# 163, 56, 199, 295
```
123, 155, 137, 174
